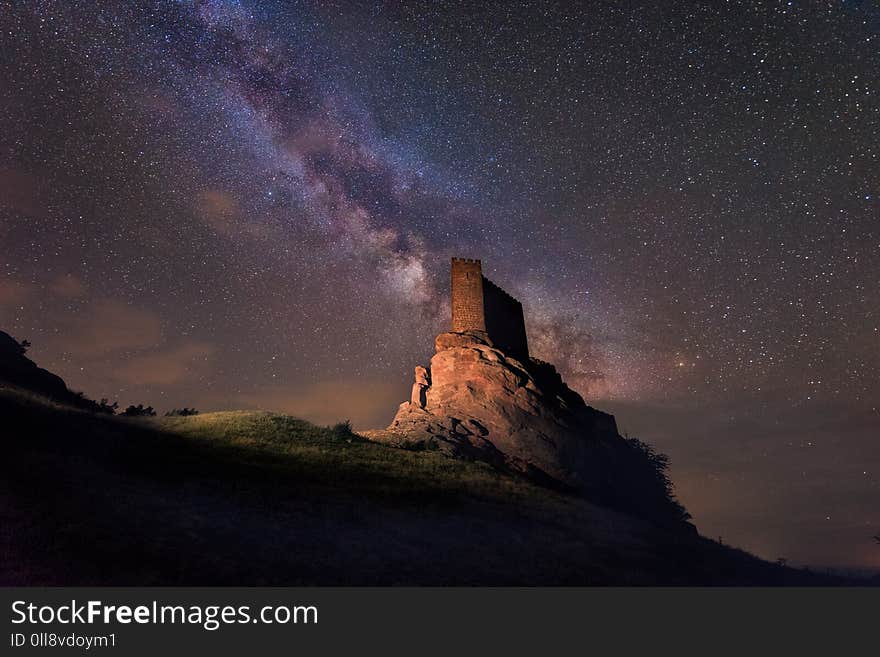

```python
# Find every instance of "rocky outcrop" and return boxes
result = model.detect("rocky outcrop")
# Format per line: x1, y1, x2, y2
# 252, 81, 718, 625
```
371, 330, 691, 528
0, 330, 70, 399
0, 329, 113, 414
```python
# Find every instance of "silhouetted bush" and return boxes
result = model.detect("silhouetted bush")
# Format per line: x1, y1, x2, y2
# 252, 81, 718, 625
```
620, 436, 691, 524
121, 404, 156, 417
95, 398, 119, 415
165, 408, 199, 416
330, 420, 355, 440
70, 392, 118, 415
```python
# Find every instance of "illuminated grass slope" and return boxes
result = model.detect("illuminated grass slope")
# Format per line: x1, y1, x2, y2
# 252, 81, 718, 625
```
0, 386, 848, 585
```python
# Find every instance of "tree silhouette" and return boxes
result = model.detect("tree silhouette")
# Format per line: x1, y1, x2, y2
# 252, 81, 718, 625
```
121, 404, 156, 417
165, 407, 199, 416
96, 398, 118, 415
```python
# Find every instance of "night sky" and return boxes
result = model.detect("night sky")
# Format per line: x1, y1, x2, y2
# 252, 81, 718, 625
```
1, 1, 877, 571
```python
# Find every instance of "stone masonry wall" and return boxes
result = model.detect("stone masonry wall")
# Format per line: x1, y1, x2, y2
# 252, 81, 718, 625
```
451, 258, 486, 332
450, 257, 529, 360
482, 277, 529, 360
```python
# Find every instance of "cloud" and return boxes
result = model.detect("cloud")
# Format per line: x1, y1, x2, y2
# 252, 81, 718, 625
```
57, 299, 164, 358
47, 298, 213, 386
1, 272, 178, 362
49, 274, 87, 299
1, 284, 215, 400
0, 278, 33, 308
194, 188, 241, 234
236, 379, 403, 429
0, 275, 87, 308
112, 340, 215, 386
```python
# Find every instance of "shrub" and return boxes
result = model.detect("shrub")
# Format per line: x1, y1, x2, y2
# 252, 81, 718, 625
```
121, 404, 156, 417
71, 392, 118, 415
96, 398, 119, 415
621, 436, 691, 523
165, 408, 199, 417
330, 420, 355, 440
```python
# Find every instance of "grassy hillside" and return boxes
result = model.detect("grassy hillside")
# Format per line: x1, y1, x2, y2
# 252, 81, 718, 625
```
0, 385, 848, 585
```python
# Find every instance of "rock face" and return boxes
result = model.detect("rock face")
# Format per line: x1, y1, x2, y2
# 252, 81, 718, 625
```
373, 330, 690, 528
0, 329, 112, 413
0, 330, 69, 399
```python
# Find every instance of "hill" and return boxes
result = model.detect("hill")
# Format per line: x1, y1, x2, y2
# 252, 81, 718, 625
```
0, 385, 849, 585
0, 329, 117, 413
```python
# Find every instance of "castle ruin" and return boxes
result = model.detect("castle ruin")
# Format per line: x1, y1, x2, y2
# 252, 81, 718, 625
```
450, 257, 529, 360
374, 257, 690, 530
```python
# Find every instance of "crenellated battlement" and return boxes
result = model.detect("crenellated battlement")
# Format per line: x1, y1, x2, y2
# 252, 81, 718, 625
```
481, 277, 522, 307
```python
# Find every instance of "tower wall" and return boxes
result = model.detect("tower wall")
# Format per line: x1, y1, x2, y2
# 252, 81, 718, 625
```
451, 258, 486, 332
450, 257, 530, 360
482, 277, 529, 360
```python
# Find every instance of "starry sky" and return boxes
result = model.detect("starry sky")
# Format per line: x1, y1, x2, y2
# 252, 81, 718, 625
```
1, 1, 877, 572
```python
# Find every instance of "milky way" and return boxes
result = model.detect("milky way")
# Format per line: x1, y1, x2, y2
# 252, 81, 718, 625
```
1, 1, 878, 571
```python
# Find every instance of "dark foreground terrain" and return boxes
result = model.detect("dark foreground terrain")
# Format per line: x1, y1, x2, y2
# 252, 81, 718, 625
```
0, 385, 851, 585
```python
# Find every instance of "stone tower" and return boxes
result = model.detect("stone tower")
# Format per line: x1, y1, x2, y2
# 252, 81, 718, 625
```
451, 257, 486, 333
450, 257, 529, 360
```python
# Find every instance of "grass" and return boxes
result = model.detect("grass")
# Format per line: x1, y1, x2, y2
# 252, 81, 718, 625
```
155, 410, 549, 505
0, 385, 856, 585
